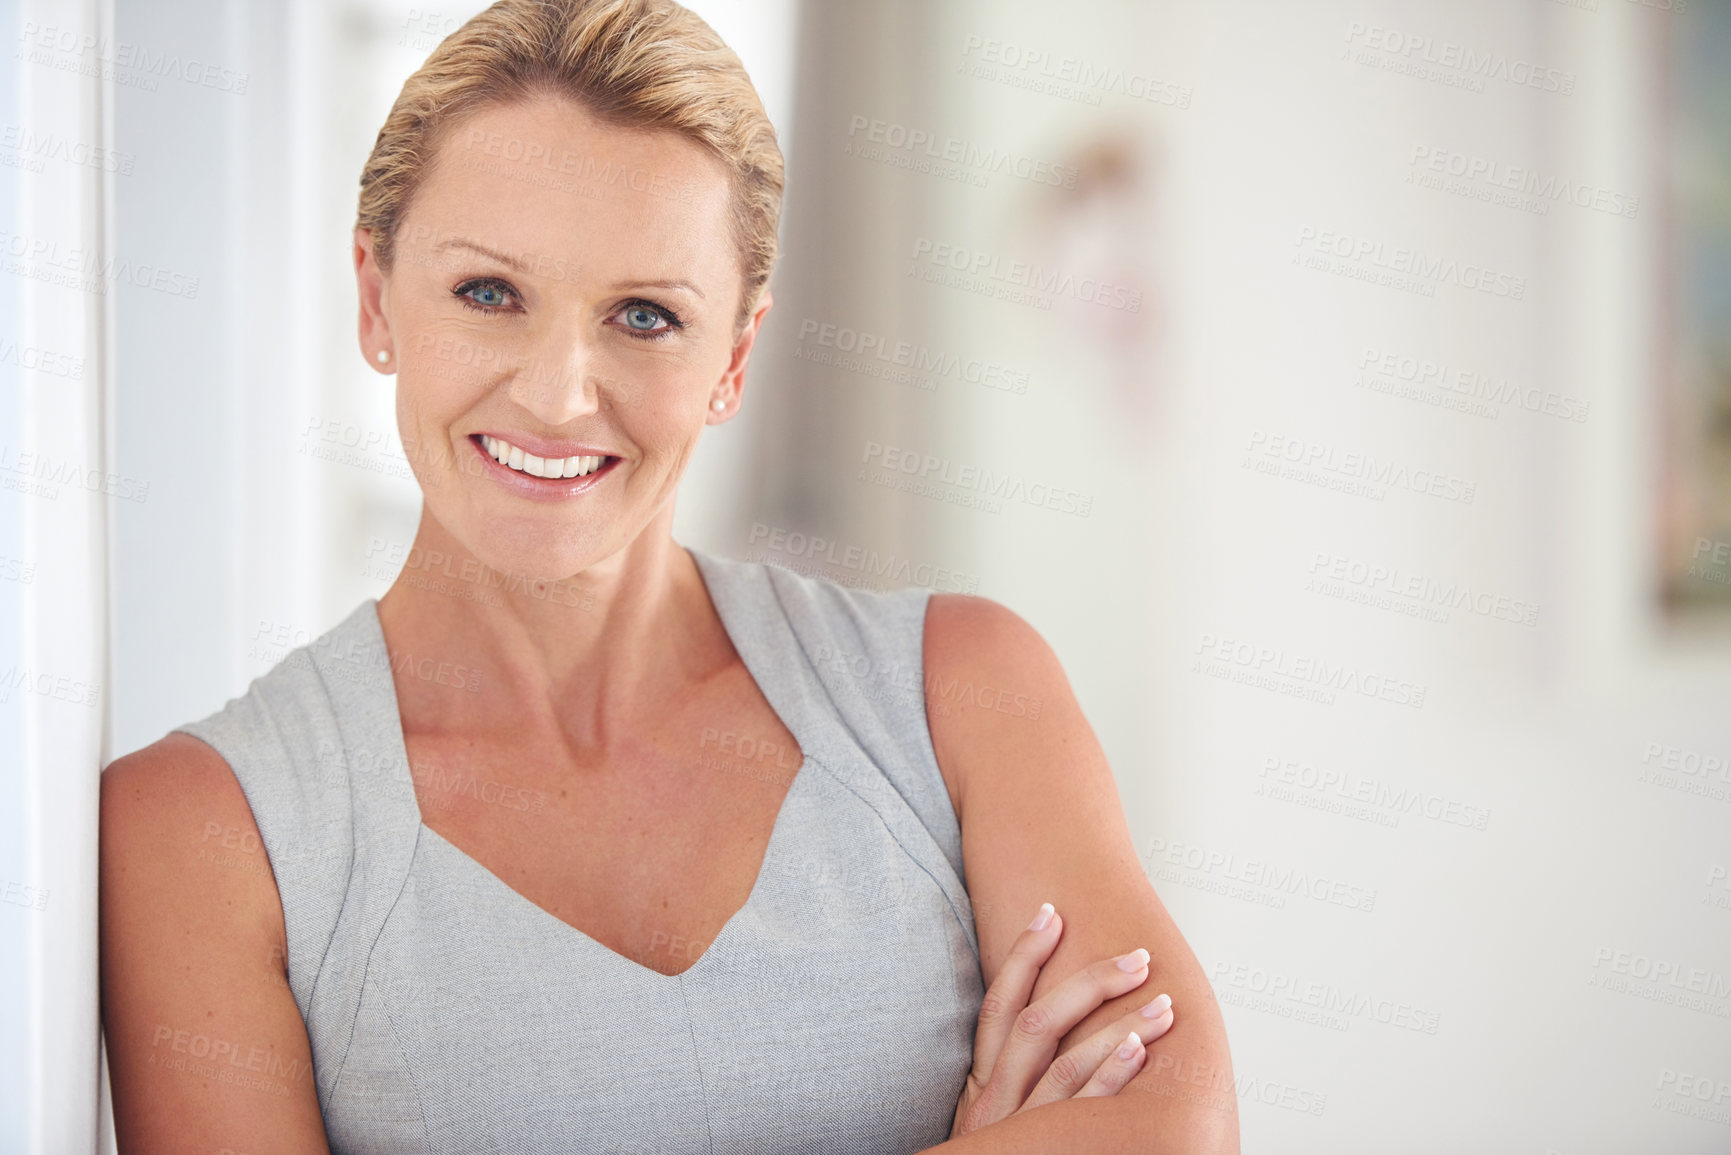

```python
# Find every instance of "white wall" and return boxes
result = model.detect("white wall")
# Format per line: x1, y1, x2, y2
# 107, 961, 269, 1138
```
0, 0, 114, 1150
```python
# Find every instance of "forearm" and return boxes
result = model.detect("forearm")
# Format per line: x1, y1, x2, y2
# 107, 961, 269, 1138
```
916, 1083, 1240, 1155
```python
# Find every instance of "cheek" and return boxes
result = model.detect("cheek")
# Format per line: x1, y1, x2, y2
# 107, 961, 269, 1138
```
405, 324, 520, 396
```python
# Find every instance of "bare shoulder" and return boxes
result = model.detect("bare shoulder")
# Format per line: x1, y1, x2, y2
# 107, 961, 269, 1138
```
100, 730, 286, 944
101, 732, 329, 1150
921, 592, 1074, 817
104, 730, 263, 844
923, 592, 1054, 669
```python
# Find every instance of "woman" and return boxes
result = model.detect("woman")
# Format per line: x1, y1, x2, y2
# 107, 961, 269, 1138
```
98, 1, 1237, 1151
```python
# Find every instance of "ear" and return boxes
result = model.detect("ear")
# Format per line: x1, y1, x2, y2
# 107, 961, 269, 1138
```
354, 227, 394, 373
709, 289, 774, 420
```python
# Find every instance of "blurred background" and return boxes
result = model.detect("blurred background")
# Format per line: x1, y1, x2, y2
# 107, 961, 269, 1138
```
3, 0, 1729, 1150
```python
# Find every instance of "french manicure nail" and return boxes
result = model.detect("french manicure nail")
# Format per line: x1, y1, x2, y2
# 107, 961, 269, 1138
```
1027, 902, 1054, 931
1115, 1030, 1142, 1061
1140, 993, 1172, 1019
1115, 947, 1150, 972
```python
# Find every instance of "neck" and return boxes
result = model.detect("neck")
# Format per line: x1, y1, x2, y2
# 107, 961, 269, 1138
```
375, 503, 726, 756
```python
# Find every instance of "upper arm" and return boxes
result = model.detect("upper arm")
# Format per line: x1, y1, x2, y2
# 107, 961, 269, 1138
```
100, 731, 330, 1154
924, 594, 1239, 1147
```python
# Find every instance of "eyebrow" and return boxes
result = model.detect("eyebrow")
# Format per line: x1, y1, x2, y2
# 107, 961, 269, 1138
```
431, 237, 705, 299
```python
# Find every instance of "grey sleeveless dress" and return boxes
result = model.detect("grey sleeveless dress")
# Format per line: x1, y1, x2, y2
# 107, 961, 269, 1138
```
174, 548, 985, 1154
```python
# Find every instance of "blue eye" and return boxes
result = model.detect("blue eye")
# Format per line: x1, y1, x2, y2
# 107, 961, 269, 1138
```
617, 300, 685, 342
624, 305, 664, 331
455, 278, 517, 312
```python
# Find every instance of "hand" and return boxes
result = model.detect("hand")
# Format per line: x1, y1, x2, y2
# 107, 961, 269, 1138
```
950, 901, 1176, 1139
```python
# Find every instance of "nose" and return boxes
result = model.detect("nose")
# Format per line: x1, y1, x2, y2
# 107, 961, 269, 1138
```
507, 322, 601, 426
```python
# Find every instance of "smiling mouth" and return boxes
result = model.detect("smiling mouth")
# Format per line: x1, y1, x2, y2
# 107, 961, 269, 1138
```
474, 434, 618, 481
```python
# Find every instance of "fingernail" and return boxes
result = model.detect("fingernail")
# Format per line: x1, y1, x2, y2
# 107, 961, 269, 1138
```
1027, 902, 1054, 932
1115, 1030, 1142, 1061
1140, 993, 1172, 1019
1115, 947, 1150, 972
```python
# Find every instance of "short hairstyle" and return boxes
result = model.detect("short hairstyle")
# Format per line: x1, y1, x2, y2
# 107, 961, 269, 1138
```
355, 0, 785, 337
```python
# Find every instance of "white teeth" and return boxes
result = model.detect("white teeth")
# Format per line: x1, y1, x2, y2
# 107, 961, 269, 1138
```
481, 435, 608, 480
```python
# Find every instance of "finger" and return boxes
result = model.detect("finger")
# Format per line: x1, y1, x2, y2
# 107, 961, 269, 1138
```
969, 902, 1064, 1086
1073, 1030, 1148, 1099
971, 947, 1153, 1124
1020, 993, 1174, 1110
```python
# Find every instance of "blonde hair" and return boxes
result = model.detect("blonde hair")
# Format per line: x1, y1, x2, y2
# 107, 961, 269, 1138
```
356, 0, 784, 337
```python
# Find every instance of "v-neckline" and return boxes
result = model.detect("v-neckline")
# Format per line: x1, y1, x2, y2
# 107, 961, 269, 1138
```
360, 546, 815, 984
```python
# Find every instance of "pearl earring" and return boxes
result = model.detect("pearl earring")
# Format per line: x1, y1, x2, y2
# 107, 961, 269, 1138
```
376, 349, 390, 364
711, 398, 726, 412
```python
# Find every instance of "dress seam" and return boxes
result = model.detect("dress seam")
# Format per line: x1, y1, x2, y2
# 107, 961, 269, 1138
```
379, 989, 436, 1152
326, 811, 422, 1102
806, 753, 980, 970
760, 571, 981, 967
675, 975, 717, 1155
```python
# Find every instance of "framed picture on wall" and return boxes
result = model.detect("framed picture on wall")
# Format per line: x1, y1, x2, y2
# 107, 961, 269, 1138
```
1658, 0, 1731, 611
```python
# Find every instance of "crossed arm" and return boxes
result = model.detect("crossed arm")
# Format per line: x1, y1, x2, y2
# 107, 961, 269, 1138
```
100, 593, 1237, 1153
916, 593, 1241, 1154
